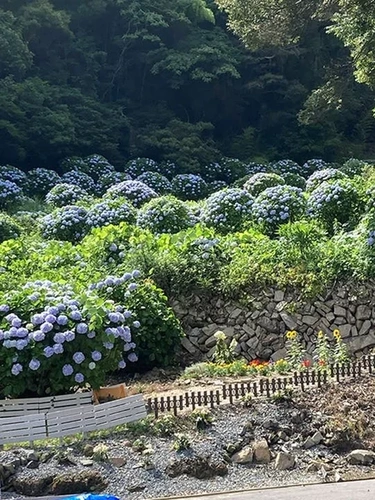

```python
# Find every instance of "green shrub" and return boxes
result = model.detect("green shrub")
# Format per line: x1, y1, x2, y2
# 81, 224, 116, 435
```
0, 213, 22, 243
306, 168, 347, 192
201, 188, 254, 234
171, 174, 207, 200
244, 172, 285, 197
45, 183, 90, 208
92, 276, 183, 369
39, 205, 88, 242
137, 196, 193, 234
341, 158, 367, 178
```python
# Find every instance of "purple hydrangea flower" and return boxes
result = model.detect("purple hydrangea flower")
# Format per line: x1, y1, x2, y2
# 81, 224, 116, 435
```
0, 304, 9, 313
45, 314, 57, 324
128, 283, 138, 292
57, 315, 68, 326
123, 343, 132, 352
53, 332, 66, 344
123, 273, 132, 280
132, 320, 140, 328
91, 351, 102, 361
65, 330, 75, 342
32, 330, 45, 342
53, 343, 64, 354
75, 372, 84, 383
73, 351, 85, 364
47, 306, 59, 316
108, 312, 120, 323
87, 331, 96, 339
103, 342, 114, 350
62, 364, 74, 376
128, 352, 138, 363
132, 270, 141, 278
16, 327, 28, 338
118, 360, 126, 369
5, 313, 17, 322
69, 310, 82, 321
16, 339, 28, 350
41, 322, 54, 334
76, 323, 88, 334
11, 318, 22, 328
11, 363, 23, 376
31, 314, 44, 326
29, 359, 41, 371
124, 310, 132, 319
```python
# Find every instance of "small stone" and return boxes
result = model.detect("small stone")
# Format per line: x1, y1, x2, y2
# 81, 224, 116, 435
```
253, 439, 271, 464
359, 320, 371, 336
110, 457, 126, 467
302, 315, 318, 326
347, 449, 375, 465
335, 471, 343, 482
275, 452, 295, 470
26, 451, 39, 462
83, 444, 94, 457
231, 446, 253, 464
274, 290, 285, 302
303, 437, 315, 449
80, 459, 94, 467
181, 337, 197, 354
26, 460, 39, 470
128, 482, 146, 492
356, 305, 371, 321
334, 305, 346, 317
122, 440, 132, 447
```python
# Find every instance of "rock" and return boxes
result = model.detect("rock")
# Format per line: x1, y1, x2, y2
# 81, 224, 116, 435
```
257, 317, 279, 333
346, 333, 375, 353
13, 475, 54, 496
347, 449, 375, 465
275, 452, 295, 470
356, 305, 371, 321
80, 459, 94, 466
181, 337, 197, 354
280, 312, 297, 331
26, 451, 39, 462
359, 320, 371, 336
26, 460, 39, 469
83, 444, 94, 457
231, 446, 253, 464
50, 470, 107, 495
128, 482, 147, 492
230, 308, 243, 319
303, 431, 324, 448
335, 471, 343, 482
339, 324, 352, 339
306, 461, 332, 473
271, 348, 287, 362
165, 455, 228, 479
334, 305, 346, 317
253, 439, 271, 464
302, 316, 318, 326
274, 290, 285, 302
110, 457, 127, 467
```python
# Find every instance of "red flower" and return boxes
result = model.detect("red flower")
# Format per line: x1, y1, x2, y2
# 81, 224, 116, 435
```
301, 359, 311, 368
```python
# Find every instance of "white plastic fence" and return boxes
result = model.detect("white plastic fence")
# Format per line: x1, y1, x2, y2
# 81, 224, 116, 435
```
0, 394, 146, 445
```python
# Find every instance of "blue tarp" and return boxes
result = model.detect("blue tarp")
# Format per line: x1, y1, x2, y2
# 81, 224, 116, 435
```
64, 495, 120, 500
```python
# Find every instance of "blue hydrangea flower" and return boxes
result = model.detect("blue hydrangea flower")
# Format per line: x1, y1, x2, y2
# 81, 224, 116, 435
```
62, 364, 74, 376
74, 372, 85, 383
29, 359, 41, 371
91, 351, 102, 361
11, 363, 23, 376
73, 351, 85, 364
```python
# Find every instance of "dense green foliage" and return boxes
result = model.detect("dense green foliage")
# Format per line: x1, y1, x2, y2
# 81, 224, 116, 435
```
1, 0, 375, 170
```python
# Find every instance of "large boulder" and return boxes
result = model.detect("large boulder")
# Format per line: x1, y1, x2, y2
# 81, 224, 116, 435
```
165, 455, 228, 479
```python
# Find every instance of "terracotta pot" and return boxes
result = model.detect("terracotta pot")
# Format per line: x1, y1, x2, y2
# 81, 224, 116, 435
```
93, 383, 127, 404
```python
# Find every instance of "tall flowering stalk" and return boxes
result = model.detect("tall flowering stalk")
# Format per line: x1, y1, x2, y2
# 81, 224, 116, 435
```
332, 329, 349, 366
315, 330, 331, 370
285, 330, 305, 367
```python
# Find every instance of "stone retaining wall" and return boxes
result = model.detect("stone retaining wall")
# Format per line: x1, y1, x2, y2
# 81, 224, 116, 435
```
171, 282, 375, 361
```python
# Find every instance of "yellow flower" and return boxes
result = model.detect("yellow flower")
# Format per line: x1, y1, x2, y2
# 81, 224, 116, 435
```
286, 330, 297, 340
333, 329, 341, 340
318, 330, 324, 339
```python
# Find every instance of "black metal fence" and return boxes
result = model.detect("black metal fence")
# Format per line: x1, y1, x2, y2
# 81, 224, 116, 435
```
146, 355, 374, 418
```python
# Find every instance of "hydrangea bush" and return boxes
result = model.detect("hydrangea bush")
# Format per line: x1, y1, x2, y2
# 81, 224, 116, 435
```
282, 173, 307, 190
202, 162, 231, 183
46, 183, 90, 208
0, 165, 27, 188
244, 172, 285, 198
219, 157, 248, 182
201, 188, 254, 233
253, 185, 306, 233
82, 154, 115, 180
302, 159, 327, 177
341, 158, 367, 178
125, 158, 159, 178
272, 159, 301, 176
40, 205, 88, 242
136, 196, 193, 234
62, 170, 96, 194
171, 174, 207, 201
26, 168, 62, 196
86, 198, 136, 229
60, 156, 88, 173
307, 179, 363, 231
137, 171, 172, 195
0, 179, 23, 208
306, 168, 347, 192
0, 279, 138, 398
244, 162, 269, 176
206, 180, 228, 194
105, 180, 158, 207
96, 172, 131, 195
0, 213, 22, 243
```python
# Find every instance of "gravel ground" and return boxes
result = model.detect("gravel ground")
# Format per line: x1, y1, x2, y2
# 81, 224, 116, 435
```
3, 378, 375, 500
